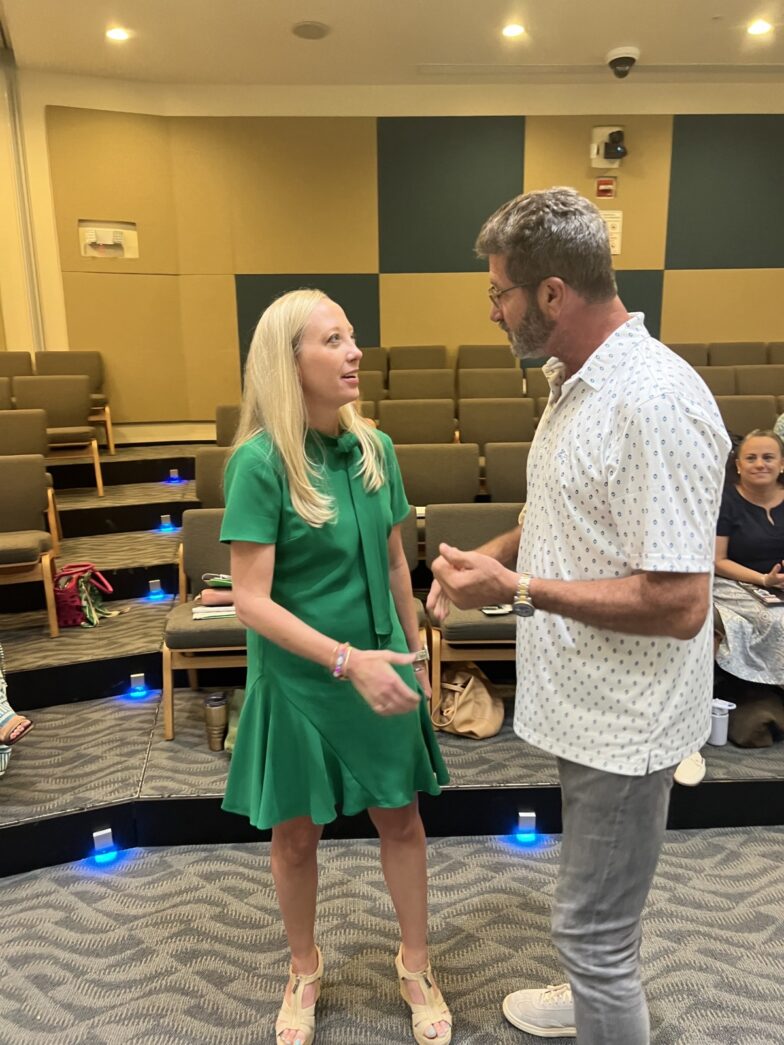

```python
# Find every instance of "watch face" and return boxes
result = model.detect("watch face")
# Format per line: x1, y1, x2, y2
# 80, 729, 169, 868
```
512, 601, 535, 617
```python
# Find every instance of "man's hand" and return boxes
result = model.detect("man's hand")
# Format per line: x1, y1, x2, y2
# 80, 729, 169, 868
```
425, 578, 453, 622
431, 543, 516, 610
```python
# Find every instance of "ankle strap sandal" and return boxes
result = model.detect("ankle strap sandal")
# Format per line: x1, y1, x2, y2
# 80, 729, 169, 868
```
395, 946, 452, 1044
275, 946, 323, 1045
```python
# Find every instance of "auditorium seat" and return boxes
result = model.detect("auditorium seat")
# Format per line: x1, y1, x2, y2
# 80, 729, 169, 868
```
0, 351, 33, 379
424, 502, 523, 706
523, 367, 550, 398
484, 442, 530, 502
694, 366, 736, 396
388, 369, 455, 403
767, 342, 784, 365
457, 344, 515, 369
13, 375, 104, 496
0, 378, 11, 410
215, 404, 240, 446
668, 343, 708, 366
357, 371, 386, 409
535, 396, 550, 419
715, 395, 778, 436
161, 508, 247, 741
458, 398, 536, 448
0, 409, 61, 553
708, 342, 767, 366
735, 365, 784, 396
0, 454, 58, 637
394, 444, 480, 505
388, 345, 448, 370
195, 446, 231, 508
378, 399, 456, 444
357, 399, 376, 420
35, 351, 115, 454
458, 368, 524, 399
359, 346, 388, 378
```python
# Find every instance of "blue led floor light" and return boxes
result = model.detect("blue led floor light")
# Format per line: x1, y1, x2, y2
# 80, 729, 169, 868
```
157, 513, 176, 533
146, 578, 166, 602
163, 468, 187, 485
92, 827, 118, 865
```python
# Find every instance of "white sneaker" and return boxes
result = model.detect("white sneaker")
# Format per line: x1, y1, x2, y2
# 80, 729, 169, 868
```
502, 982, 576, 1037
674, 751, 706, 787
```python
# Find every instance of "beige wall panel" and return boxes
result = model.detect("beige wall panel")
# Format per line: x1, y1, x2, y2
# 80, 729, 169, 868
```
380, 274, 508, 362
224, 117, 378, 273
169, 119, 235, 275
47, 107, 178, 275
0, 294, 6, 350
62, 272, 187, 423
178, 275, 242, 418
524, 116, 672, 271
662, 269, 784, 343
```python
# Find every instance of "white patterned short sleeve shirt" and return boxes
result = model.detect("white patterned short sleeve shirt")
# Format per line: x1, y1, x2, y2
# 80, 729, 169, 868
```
515, 314, 731, 775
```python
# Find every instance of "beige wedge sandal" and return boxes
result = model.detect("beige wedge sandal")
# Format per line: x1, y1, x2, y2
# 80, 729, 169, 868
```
275, 946, 323, 1045
395, 946, 452, 1045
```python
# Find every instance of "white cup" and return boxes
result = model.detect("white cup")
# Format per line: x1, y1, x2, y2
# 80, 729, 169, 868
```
708, 698, 737, 746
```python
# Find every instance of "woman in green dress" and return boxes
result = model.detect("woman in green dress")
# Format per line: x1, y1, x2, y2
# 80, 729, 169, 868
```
221, 289, 451, 1045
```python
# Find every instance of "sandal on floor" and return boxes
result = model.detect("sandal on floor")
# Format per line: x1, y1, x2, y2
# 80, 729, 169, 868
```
395, 946, 452, 1044
0, 711, 33, 747
275, 946, 323, 1045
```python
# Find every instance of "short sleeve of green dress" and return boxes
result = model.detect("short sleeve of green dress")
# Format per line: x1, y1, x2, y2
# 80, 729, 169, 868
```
220, 428, 448, 830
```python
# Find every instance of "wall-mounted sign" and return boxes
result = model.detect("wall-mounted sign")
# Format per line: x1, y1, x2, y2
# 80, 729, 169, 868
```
600, 210, 622, 255
78, 220, 139, 259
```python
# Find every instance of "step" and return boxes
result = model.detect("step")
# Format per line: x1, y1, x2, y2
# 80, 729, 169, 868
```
0, 531, 181, 612
46, 442, 208, 489
57, 481, 200, 537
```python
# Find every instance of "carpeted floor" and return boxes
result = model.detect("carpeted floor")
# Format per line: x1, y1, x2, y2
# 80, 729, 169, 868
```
0, 828, 782, 1044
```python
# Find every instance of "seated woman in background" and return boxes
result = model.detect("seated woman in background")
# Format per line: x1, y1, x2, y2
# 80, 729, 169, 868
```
714, 429, 784, 685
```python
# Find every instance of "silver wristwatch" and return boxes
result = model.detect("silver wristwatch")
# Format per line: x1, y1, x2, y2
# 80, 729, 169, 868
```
512, 573, 535, 617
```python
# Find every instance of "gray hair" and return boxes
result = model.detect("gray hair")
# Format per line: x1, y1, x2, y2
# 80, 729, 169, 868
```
475, 187, 616, 303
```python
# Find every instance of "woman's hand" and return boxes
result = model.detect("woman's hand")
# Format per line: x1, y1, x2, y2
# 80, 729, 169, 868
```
346, 649, 421, 716
762, 562, 784, 588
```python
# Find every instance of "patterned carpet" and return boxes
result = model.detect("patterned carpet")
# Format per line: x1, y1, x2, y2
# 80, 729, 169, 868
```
56, 480, 198, 510
0, 828, 782, 1044
2, 689, 784, 829
57, 531, 180, 571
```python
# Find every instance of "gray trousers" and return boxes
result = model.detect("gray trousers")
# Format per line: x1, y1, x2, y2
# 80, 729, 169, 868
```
553, 757, 675, 1045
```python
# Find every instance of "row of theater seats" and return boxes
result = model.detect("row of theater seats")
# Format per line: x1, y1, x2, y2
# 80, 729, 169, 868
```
670, 342, 784, 367
359, 341, 784, 372
196, 442, 531, 509
0, 350, 114, 453
360, 344, 515, 375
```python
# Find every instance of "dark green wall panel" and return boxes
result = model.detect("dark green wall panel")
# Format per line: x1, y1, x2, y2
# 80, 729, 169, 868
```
234, 275, 379, 372
666, 115, 784, 270
378, 116, 525, 274
615, 270, 663, 339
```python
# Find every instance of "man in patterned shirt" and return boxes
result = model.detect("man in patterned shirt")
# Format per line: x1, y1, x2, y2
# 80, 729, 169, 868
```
428, 187, 730, 1043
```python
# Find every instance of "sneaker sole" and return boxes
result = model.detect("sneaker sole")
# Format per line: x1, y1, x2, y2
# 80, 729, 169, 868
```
502, 996, 577, 1037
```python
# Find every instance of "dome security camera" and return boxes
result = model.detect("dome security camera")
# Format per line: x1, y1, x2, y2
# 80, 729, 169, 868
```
606, 46, 640, 79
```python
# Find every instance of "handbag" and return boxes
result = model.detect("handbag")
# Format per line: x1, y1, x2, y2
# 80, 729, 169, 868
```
430, 662, 505, 739
54, 563, 117, 628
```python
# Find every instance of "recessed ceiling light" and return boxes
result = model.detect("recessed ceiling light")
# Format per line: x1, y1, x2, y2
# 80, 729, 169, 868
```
502, 24, 526, 38
106, 27, 131, 41
747, 18, 773, 35
292, 21, 330, 40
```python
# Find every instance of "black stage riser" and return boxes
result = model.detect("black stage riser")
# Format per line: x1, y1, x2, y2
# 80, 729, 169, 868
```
7, 653, 163, 710
0, 565, 179, 613
2, 779, 784, 878
60, 501, 199, 538
49, 456, 196, 489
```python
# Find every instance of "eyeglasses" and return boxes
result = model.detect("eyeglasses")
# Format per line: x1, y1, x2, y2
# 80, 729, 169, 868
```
487, 276, 565, 308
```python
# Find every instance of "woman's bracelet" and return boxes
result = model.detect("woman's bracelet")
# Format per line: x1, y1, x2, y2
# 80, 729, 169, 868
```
331, 642, 352, 681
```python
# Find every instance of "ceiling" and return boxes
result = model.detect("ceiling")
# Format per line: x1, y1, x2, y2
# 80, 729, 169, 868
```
0, 0, 783, 86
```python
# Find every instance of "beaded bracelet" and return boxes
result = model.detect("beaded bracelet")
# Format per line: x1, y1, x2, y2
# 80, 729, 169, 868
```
331, 642, 352, 681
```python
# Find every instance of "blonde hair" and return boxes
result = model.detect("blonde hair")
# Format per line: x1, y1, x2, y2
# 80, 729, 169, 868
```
233, 288, 386, 526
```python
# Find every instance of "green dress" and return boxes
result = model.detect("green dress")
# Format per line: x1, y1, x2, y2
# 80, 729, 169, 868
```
220, 428, 449, 830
